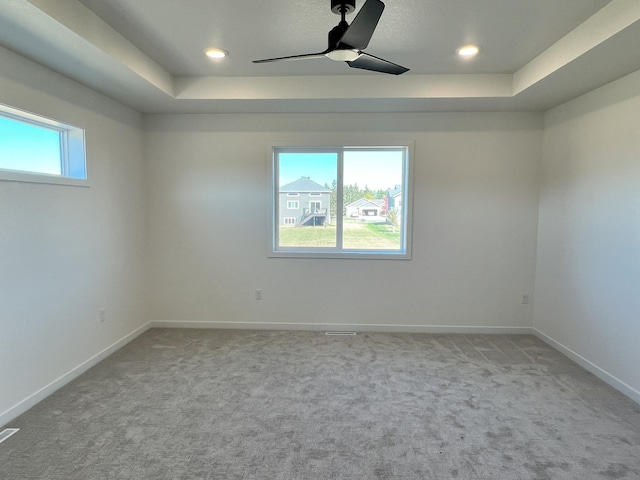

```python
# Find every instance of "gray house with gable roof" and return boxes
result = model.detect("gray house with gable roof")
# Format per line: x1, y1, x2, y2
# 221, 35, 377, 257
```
279, 177, 332, 226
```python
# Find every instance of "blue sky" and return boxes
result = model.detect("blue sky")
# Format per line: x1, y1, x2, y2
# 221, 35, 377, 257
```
0, 116, 62, 175
279, 152, 337, 187
279, 150, 403, 190
343, 150, 403, 190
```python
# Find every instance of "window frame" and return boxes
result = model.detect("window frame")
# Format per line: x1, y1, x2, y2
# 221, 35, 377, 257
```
0, 103, 88, 187
269, 142, 413, 260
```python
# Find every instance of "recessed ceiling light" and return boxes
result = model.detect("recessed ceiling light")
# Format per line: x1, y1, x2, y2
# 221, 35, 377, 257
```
205, 48, 228, 60
457, 45, 480, 58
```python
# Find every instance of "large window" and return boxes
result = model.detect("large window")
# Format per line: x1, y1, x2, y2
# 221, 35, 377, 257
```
0, 104, 86, 185
271, 145, 412, 259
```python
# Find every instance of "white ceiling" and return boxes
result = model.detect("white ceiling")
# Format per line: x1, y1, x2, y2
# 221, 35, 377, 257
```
78, 0, 611, 76
1, 0, 640, 113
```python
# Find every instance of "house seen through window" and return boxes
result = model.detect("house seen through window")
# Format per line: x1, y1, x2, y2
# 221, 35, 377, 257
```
272, 146, 411, 258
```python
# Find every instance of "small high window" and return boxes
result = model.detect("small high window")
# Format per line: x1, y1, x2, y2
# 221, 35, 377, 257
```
0, 104, 86, 186
271, 145, 412, 259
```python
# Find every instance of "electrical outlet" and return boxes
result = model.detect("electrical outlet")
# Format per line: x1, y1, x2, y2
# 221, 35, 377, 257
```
255, 289, 263, 300
99, 308, 106, 322
521, 294, 529, 305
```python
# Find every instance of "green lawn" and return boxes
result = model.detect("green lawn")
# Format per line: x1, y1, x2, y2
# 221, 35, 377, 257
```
279, 219, 400, 249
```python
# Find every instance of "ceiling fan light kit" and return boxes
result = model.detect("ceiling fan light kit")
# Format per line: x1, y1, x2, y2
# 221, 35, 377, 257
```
253, 0, 409, 75
325, 49, 360, 62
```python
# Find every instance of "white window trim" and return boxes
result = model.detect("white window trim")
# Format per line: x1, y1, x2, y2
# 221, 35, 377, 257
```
269, 141, 413, 260
0, 104, 88, 187
283, 217, 296, 225
287, 200, 300, 209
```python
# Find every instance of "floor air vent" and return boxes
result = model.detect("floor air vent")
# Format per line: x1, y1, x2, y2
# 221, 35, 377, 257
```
324, 331, 357, 336
0, 428, 19, 444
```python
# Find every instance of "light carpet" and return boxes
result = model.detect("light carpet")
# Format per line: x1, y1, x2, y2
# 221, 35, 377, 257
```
1, 328, 639, 479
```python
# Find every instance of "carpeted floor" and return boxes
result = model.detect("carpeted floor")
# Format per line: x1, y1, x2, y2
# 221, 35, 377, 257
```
1, 328, 639, 479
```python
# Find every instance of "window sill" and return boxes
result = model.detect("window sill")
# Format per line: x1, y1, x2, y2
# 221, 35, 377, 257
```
269, 249, 411, 260
0, 169, 89, 187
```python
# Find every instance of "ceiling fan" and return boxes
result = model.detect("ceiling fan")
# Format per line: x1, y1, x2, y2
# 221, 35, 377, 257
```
253, 0, 409, 75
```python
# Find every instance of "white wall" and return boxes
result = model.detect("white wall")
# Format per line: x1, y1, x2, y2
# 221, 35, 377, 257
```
535, 70, 640, 401
0, 47, 148, 425
144, 112, 542, 331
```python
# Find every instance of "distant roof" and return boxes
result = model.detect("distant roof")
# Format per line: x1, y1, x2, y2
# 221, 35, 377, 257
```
280, 177, 331, 193
387, 185, 402, 197
346, 198, 385, 208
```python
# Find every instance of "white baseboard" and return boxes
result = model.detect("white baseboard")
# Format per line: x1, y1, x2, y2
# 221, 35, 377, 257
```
0, 322, 152, 428
150, 320, 532, 335
533, 328, 640, 405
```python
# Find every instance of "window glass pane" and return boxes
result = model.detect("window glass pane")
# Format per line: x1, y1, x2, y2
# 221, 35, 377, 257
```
271, 145, 410, 258
0, 116, 62, 175
278, 152, 337, 248
342, 149, 404, 250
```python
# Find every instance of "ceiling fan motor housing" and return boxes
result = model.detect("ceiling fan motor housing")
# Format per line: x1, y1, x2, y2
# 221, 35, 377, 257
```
331, 0, 356, 15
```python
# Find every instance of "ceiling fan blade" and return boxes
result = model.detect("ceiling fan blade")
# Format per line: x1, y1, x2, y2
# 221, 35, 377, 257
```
338, 0, 385, 50
253, 52, 326, 64
347, 52, 409, 75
